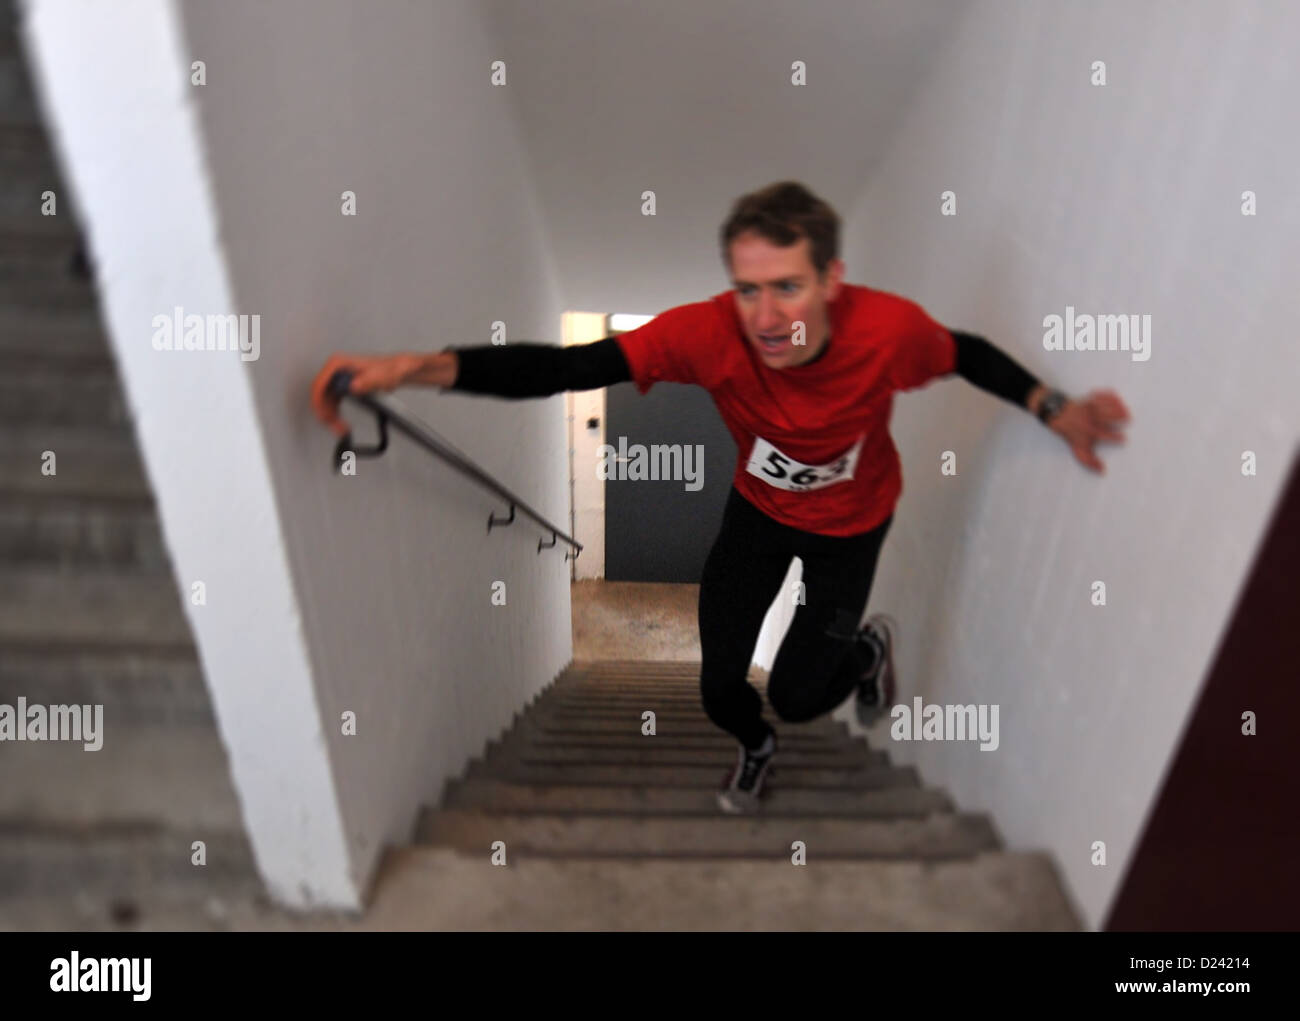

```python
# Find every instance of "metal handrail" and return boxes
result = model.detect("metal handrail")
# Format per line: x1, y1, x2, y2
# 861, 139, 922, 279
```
326, 370, 582, 559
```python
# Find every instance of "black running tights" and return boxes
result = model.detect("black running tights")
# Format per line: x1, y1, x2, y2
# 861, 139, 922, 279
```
697, 487, 893, 750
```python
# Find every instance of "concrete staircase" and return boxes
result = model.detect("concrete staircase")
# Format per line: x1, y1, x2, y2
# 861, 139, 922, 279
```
0, 2, 263, 928
379, 660, 1083, 930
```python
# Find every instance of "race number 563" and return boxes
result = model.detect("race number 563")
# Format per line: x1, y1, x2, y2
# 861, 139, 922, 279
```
745, 434, 864, 492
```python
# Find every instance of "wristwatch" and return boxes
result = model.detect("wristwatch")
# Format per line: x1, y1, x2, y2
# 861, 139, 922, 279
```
1036, 388, 1068, 424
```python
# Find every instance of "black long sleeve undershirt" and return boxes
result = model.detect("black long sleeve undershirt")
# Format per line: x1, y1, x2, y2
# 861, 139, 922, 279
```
448, 329, 1042, 408
949, 330, 1042, 408
448, 338, 631, 398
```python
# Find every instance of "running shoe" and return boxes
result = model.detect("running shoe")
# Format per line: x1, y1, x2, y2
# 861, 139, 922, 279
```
717, 732, 777, 814
854, 613, 898, 727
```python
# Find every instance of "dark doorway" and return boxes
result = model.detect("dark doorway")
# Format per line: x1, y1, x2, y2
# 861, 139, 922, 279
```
603, 320, 738, 583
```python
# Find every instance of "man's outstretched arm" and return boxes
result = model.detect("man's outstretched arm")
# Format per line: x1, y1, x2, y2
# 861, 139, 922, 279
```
949, 329, 1130, 474
448, 337, 632, 397
310, 338, 632, 436
950, 329, 1042, 410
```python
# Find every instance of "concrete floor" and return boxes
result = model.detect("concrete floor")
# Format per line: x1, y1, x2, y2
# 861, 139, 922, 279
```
571, 579, 700, 661
0, 849, 1080, 931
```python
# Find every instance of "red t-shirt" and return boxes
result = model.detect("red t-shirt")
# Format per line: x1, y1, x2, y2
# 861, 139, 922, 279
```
614, 283, 956, 537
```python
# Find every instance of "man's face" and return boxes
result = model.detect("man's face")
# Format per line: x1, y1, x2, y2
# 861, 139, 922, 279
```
728, 231, 844, 370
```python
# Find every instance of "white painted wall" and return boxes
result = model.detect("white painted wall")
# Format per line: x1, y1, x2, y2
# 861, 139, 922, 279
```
24, 0, 569, 907
831, 0, 1300, 928
174, 0, 571, 904
564, 311, 609, 580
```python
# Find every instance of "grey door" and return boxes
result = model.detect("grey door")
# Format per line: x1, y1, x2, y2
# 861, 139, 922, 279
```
604, 373, 737, 583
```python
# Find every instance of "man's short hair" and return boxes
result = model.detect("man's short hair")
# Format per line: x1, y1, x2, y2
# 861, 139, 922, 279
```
719, 181, 841, 279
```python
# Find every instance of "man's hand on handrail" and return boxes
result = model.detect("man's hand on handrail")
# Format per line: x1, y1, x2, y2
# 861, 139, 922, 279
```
310, 351, 459, 437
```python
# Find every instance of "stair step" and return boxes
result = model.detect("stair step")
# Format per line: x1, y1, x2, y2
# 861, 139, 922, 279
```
534, 693, 781, 712
0, 213, 87, 259
563, 665, 705, 671
535, 699, 725, 716
0, 123, 80, 234
364, 846, 1082, 930
552, 675, 711, 690
0, 123, 60, 175
536, 694, 744, 712
559, 668, 708, 680
533, 700, 756, 718
0, 823, 260, 901
524, 708, 843, 737
0, 426, 150, 503
559, 664, 709, 674
558, 671, 706, 684
530, 703, 747, 721
0, 567, 194, 652
0, 648, 212, 725
483, 739, 883, 770
548, 687, 711, 701
0, 201, 82, 239
0, 51, 42, 125
0, 306, 111, 364
0, 496, 168, 570
543, 676, 728, 691
419, 808, 999, 859
0, 723, 241, 829
548, 679, 712, 694
510, 727, 859, 751
442, 777, 954, 817
464, 760, 920, 789
558, 673, 706, 685
537, 686, 789, 705
0, 230, 81, 272
0, 221, 94, 302
0, 271, 96, 307
0, 363, 129, 426
567, 659, 703, 673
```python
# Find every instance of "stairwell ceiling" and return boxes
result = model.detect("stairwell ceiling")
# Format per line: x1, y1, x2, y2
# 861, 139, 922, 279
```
480, 0, 972, 318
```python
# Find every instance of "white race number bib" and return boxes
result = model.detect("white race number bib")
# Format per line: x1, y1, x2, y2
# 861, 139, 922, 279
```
745, 434, 864, 492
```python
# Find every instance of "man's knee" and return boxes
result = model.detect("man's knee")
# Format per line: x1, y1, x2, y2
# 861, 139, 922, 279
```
699, 681, 726, 717
768, 615, 859, 722
699, 666, 750, 713
767, 670, 823, 723
823, 606, 861, 641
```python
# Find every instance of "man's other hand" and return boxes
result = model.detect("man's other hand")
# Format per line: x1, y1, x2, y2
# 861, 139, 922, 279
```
1050, 389, 1130, 474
